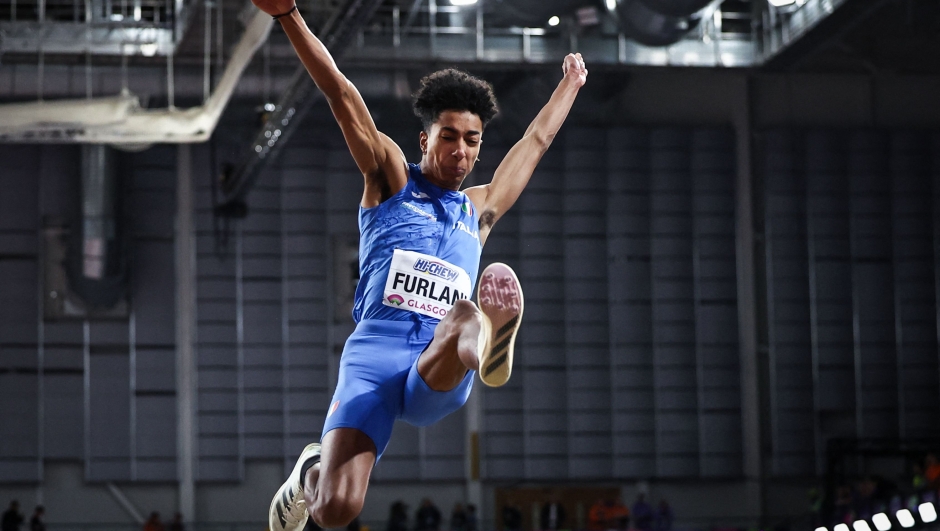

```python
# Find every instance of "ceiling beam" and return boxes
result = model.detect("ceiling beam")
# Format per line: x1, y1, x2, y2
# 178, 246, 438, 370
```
760, 0, 894, 70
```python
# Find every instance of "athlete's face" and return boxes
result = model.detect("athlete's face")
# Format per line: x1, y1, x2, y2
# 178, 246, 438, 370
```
419, 110, 483, 190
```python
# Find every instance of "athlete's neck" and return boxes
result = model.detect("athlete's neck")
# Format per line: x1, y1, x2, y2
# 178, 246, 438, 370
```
418, 158, 465, 191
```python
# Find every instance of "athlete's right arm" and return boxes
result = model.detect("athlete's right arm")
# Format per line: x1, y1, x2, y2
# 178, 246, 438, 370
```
254, 0, 408, 206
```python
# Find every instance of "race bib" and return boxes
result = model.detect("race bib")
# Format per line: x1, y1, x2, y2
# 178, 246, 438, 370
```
383, 249, 472, 319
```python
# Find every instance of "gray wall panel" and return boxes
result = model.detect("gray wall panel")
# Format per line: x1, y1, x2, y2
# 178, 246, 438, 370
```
763, 128, 940, 476
0, 115, 748, 484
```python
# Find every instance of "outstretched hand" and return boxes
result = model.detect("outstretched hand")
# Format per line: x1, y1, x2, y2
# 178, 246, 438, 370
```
252, 0, 296, 17
562, 53, 588, 87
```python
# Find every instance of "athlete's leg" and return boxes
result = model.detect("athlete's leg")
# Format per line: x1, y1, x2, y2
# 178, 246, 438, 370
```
302, 428, 376, 529
271, 321, 408, 531
417, 262, 524, 391
416, 299, 484, 391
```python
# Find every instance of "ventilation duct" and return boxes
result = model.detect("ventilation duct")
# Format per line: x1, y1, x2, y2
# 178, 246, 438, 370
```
0, 8, 272, 144
635, 0, 713, 17
613, 0, 713, 47
66, 145, 127, 308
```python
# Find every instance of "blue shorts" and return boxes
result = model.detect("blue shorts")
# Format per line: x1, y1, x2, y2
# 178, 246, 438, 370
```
322, 319, 474, 461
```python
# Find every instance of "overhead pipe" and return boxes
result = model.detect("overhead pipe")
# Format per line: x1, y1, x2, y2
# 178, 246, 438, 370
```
635, 0, 714, 17
66, 145, 126, 308
0, 7, 273, 144
612, 0, 716, 47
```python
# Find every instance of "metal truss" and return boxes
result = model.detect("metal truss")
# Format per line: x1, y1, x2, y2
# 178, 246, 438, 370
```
341, 1, 758, 68
0, 0, 196, 56
0, 20, 174, 55
757, 0, 891, 67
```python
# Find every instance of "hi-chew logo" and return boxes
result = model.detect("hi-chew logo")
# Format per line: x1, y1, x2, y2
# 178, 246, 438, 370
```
413, 259, 460, 282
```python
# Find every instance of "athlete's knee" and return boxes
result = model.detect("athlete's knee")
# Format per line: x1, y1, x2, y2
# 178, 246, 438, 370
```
450, 299, 478, 316
441, 300, 481, 331
310, 493, 364, 529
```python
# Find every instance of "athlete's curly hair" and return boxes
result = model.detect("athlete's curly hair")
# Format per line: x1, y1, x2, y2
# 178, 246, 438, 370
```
412, 69, 499, 131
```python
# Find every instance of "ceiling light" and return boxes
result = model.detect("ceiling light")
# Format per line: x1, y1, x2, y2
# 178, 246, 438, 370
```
109, 13, 124, 21
815, 527, 828, 531
767, 0, 796, 5
919, 503, 938, 524
548, 16, 560, 26
450, 0, 477, 5
835, 524, 850, 531
139, 43, 158, 56
853, 520, 872, 531
897, 510, 916, 528
873, 513, 892, 531
605, 0, 617, 10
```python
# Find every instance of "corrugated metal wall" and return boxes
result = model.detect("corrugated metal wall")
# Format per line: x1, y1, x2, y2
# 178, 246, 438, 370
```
0, 144, 178, 482
762, 129, 940, 476
481, 126, 742, 480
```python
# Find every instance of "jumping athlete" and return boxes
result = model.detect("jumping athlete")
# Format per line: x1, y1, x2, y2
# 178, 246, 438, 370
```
251, 1, 588, 529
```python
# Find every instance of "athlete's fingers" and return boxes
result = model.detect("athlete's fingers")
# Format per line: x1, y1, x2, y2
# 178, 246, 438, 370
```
564, 53, 579, 75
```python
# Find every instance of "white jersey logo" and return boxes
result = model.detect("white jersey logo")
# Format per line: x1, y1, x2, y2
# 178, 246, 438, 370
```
383, 249, 472, 319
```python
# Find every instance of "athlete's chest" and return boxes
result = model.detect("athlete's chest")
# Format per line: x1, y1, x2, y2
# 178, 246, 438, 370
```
378, 188, 481, 250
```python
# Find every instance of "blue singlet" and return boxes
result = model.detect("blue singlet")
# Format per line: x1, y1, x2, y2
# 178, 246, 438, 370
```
322, 163, 483, 460
353, 163, 483, 323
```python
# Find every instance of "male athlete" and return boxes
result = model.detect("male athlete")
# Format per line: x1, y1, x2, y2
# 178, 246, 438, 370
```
251, 1, 588, 530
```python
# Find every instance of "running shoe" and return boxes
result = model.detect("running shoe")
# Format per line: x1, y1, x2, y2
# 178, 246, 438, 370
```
476, 262, 524, 387
269, 443, 320, 531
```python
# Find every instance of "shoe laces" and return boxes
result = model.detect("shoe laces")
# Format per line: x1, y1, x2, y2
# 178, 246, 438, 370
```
277, 483, 309, 530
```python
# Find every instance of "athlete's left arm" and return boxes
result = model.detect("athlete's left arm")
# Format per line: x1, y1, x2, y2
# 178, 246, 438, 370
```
465, 53, 587, 245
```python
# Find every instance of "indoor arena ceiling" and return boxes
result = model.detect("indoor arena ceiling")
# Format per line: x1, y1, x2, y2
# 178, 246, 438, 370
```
0, 0, 937, 72
1, 0, 939, 145
0, 0, 895, 70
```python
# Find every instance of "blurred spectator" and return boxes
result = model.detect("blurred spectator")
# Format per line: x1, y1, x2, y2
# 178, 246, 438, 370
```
2, 502, 23, 531
912, 463, 927, 491
415, 499, 442, 531
654, 500, 672, 531
854, 477, 876, 521
540, 499, 566, 531
387, 501, 409, 531
588, 498, 629, 531
832, 486, 854, 526
587, 499, 606, 531
808, 487, 823, 527
449, 504, 467, 531
631, 495, 653, 531
924, 490, 938, 504
925, 454, 940, 489
889, 494, 902, 516
143, 512, 165, 531
465, 505, 477, 531
28, 507, 44, 531
168, 513, 184, 531
502, 505, 522, 531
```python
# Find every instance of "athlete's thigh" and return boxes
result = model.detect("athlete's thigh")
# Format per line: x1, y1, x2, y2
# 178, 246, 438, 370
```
316, 427, 376, 506
323, 321, 414, 459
